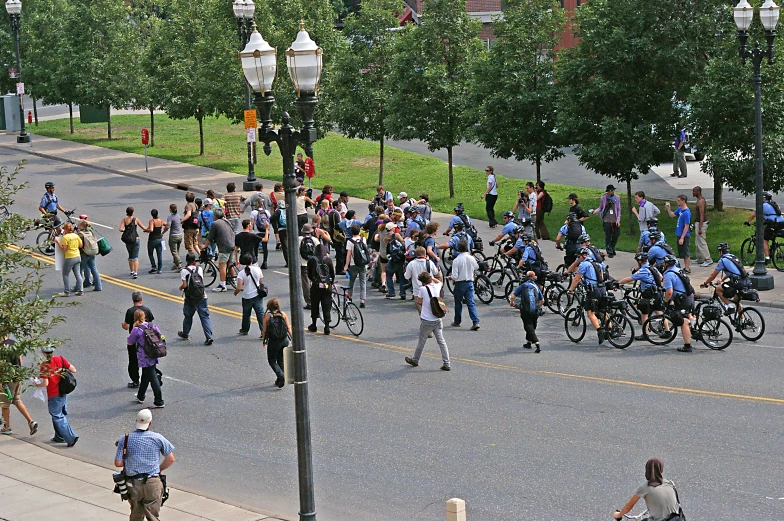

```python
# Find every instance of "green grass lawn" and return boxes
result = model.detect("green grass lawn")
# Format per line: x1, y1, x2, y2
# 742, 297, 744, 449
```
35, 114, 752, 258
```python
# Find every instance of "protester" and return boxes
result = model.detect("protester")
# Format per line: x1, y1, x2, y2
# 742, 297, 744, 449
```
165, 204, 183, 271
234, 218, 267, 266
54, 221, 84, 297
0, 336, 38, 436
345, 224, 370, 308
308, 244, 335, 334
205, 208, 236, 292
509, 271, 544, 352
297, 185, 315, 231
534, 181, 551, 240
127, 309, 164, 408
35, 346, 78, 446
448, 241, 480, 331
122, 292, 155, 389
251, 200, 271, 269
631, 191, 660, 232
234, 253, 265, 337
405, 271, 451, 371
593, 184, 621, 258
383, 224, 407, 300
223, 182, 243, 234
261, 298, 292, 388
691, 186, 712, 267
145, 209, 166, 274
77, 217, 102, 291
298, 224, 316, 309
178, 253, 214, 345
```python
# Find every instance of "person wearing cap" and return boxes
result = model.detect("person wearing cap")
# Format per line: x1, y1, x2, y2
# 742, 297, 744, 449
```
592, 185, 621, 258
399, 191, 417, 213
566, 193, 590, 222
204, 208, 235, 291
77, 216, 102, 291
481, 166, 499, 227
114, 409, 175, 521
336, 191, 350, 219
181, 192, 200, 255
509, 271, 544, 352
298, 224, 317, 309
34, 346, 78, 446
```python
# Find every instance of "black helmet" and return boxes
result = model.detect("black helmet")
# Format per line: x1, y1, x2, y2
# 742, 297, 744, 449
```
403, 206, 414, 216
567, 212, 578, 222
454, 203, 465, 214
662, 254, 678, 266
634, 252, 648, 262
646, 218, 658, 227
45, 182, 55, 189
649, 230, 662, 243
717, 242, 730, 253
578, 233, 591, 243
764, 191, 774, 200
410, 206, 420, 214
453, 221, 464, 230
502, 210, 514, 219
512, 225, 525, 235
521, 233, 534, 242
578, 247, 591, 256
368, 202, 376, 212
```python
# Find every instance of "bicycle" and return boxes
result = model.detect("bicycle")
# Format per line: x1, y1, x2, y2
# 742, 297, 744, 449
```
695, 282, 765, 342
197, 251, 219, 287
35, 209, 76, 256
563, 290, 635, 349
642, 300, 733, 350
319, 284, 364, 336
740, 225, 784, 271
445, 260, 494, 305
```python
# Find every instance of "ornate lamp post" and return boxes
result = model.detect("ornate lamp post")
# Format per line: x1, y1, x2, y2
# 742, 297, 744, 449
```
241, 21, 322, 521
734, 0, 779, 290
5, 0, 29, 143
233, 0, 257, 191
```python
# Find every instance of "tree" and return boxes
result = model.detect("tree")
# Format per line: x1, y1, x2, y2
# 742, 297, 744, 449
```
0, 162, 66, 388
386, 0, 482, 198
328, 0, 402, 184
470, 0, 565, 184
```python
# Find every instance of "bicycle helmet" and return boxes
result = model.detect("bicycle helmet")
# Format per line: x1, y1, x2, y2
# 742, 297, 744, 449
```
454, 203, 465, 214
578, 247, 591, 256
577, 233, 591, 243
368, 202, 376, 212
763, 191, 774, 200
634, 252, 648, 262
567, 212, 578, 222
45, 182, 55, 189
649, 230, 662, 243
403, 206, 413, 216
410, 206, 420, 214
502, 210, 514, 219
512, 225, 525, 235
662, 254, 678, 266
646, 218, 658, 227
520, 233, 534, 242
453, 221, 464, 231
717, 242, 730, 253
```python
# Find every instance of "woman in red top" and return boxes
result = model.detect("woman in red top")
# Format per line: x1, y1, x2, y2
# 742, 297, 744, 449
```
35, 346, 78, 446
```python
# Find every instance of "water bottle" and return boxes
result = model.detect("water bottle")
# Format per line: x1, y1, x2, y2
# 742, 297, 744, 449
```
345, 270, 351, 281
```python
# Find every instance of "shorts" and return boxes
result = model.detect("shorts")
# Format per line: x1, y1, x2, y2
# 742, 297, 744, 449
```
125, 239, 141, 261
217, 251, 232, 264
721, 281, 738, 299
584, 285, 606, 313
677, 241, 690, 259
0, 382, 21, 408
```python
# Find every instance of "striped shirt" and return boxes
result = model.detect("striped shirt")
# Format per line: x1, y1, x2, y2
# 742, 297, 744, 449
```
223, 193, 242, 219
115, 430, 174, 477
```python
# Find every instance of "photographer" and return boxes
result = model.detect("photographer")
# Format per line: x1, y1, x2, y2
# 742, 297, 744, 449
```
512, 184, 535, 233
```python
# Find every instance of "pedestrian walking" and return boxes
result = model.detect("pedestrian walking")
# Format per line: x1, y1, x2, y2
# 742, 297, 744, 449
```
692, 186, 712, 267
404, 246, 442, 310
234, 253, 265, 337
298, 224, 316, 309
345, 224, 370, 308
127, 310, 164, 408
145, 209, 165, 274
593, 184, 621, 257
271, 183, 286, 249
122, 292, 155, 389
54, 221, 84, 297
178, 253, 214, 345
251, 202, 271, 269
448, 241, 480, 331
205, 208, 236, 292
77, 216, 102, 291
631, 191, 661, 232
198, 198, 214, 256
234, 219, 267, 265
182, 192, 201, 255
307, 244, 335, 335
35, 346, 78, 446
384, 226, 407, 300
534, 181, 551, 240
223, 182, 243, 234
261, 298, 292, 388
119, 206, 148, 279
566, 193, 590, 222
671, 126, 688, 178
0, 336, 38, 436
165, 204, 183, 271
508, 272, 544, 353
405, 271, 451, 370
481, 166, 499, 227
666, 195, 691, 273
271, 201, 290, 267
296, 185, 315, 231
114, 409, 175, 521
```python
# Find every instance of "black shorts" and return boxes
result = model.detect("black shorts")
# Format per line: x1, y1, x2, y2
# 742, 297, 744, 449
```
584, 285, 606, 312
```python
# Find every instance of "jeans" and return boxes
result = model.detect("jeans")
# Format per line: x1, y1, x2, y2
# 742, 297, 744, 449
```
148, 238, 163, 271
385, 261, 406, 297
79, 254, 102, 290
169, 234, 183, 268
453, 281, 479, 326
127, 344, 140, 384
413, 319, 450, 366
241, 295, 265, 334
47, 394, 77, 444
267, 338, 288, 379
603, 222, 620, 255
279, 232, 289, 266
182, 298, 213, 340
485, 193, 498, 226
138, 365, 163, 406
348, 264, 367, 301
62, 256, 83, 293
335, 242, 347, 272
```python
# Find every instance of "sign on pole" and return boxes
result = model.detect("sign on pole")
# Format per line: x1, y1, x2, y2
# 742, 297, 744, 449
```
246, 128, 256, 143
244, 109, 257, 130
15, 82, 24, 95
8, 67, 17, 79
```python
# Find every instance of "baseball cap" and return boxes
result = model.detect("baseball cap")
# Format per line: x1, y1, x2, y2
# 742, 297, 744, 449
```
340, 191, 348, 197
385, 222, 395, 231
296, 177, 304, 184
136, 409, 152, 431
277, 201, 286, 209
203, 198, 213, 206
398, 191, 408, 199
78, 214, 88, 220
606, 184, 616, 192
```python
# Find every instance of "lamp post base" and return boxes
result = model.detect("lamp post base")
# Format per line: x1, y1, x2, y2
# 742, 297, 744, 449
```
17, 134, 30, 143
243, 180, 257, 192
750, 273, 775, 291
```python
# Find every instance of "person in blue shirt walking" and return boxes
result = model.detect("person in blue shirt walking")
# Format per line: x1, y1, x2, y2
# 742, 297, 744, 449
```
618, 252, 659, 341
509, 271, 544, 352
744, 191, 784, 263
701, 242, 749, 307
666, 195, 691, 273
661, 255, 694, 352
567, 247, 607, 344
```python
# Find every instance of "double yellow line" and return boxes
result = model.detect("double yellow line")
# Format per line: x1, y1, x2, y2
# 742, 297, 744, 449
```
10, 244, 784, 405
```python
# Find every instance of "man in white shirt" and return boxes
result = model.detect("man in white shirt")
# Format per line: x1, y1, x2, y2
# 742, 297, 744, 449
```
337, 191, 349, 219
233, 252, 265, 337
405, 271, 451, 371
177, 252, 213, 345
448, 241, 480, 330
527, 182, 537, 232
404, 246, 442, 310
481, 166, 499, 227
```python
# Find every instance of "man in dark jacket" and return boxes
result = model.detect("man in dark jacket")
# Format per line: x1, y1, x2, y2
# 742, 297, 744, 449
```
307, 244, 335, 335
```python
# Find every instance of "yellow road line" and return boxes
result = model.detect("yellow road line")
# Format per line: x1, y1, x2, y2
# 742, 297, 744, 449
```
11, 245, 784, 405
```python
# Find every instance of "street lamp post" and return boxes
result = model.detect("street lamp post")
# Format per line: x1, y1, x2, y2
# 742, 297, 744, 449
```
241, 22, 322, 521
233, 0, 257, 191
734, 0, 780, 291
5, 0, 29, 144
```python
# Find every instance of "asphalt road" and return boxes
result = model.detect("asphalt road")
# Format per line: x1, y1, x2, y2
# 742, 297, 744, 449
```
6, 149, 784, 521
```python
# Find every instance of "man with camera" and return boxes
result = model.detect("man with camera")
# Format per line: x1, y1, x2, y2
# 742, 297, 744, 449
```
114, 409, 175, 521
512, 184, 535, 233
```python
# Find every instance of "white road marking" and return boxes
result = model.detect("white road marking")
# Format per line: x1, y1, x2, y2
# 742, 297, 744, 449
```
88, 221, 113, 230
162, 375, 194, 385
273, 271, 289, 276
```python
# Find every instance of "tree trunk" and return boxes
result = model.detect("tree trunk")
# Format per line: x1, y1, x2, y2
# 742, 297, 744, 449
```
626, 178, 635, 235
32, 97, 38, 126
107, 106, 112, 140
536, 156, 542, 184
447, 146, 455, 198
68, 103, 74, 134
379, 134, 385, 186
149, 107, 155, 147
198, 116, 204, 156
714, 171, 724, 212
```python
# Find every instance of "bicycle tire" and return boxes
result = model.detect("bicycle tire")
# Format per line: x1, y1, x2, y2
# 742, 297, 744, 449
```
642, 315, 677, 345
772, 241, 784, 272
699, 318, 733, 350
557, 289, 576, 315
607, 313, 634, 349
344, 302, 364, 336
487, 269, 509, 299
503, 279, 518, 300
320, 300, 341, 328
440, 248, 454, 272
200, 261, 218, 287
736, 306, 765, 342
474, 274, 494, 305
36, 231, 56, 256
740, 237, 755, 267
226, 265, 238, 289
472, 251, 486, 264
446, 275, 455, 295
545, 285, 563, 314
564, 308, 586, 343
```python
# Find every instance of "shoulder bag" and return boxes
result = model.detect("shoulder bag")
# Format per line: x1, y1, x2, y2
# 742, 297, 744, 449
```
247, 268, 268, 298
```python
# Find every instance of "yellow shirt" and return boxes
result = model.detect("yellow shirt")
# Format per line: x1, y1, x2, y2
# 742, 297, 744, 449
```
61, 233, 81, 259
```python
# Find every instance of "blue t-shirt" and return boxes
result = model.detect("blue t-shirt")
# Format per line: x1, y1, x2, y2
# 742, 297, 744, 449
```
40, 192, 58, 213
558, 223, 586, 238
662, 268, 687, 294
674, 207, 691, 237
199, 209, 214, 236
449, 215, 471, 230
424, 236, 438, 264
716, 254, 742, 278
631, 265, 655, 290
577, 259, 600, 286
512, 238, 525, 252
756, 201, 784, 223
647, 244, 668, 267
639, 230, 666, 246
339, 219, 363, 238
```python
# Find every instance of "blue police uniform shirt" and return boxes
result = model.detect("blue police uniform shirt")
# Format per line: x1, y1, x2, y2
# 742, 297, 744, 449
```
577, 259, 600, 286
647, 244, 667, 266
339, 219, 363, 238
449, 215, 471, 229
512, 237, 525, 252
756, 201, 784, 223
501, 221, 516, 237
631, 264, 655, 290
716, 254, 742, 278
521, 245, 538, 264
449, 232, 474, 253
639, 230, 666, 245
558, 223, 586, 238
662, 267, 687, 294
40, 192, 58, 213
406, 219, 422, 237
674, 207, 691, 237
364, 213, 375, 223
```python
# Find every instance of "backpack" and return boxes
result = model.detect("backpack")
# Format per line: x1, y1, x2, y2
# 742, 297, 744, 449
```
55, 356, 77, 396
184, 266, 205, 300
771, 201, 782, 216
458, 214, 478, 240
254, 210, 268, 232
278, 208, 287, 228
724, 254, 749, 279
140, 324, 167, 359
426, 285, 447, 318
660, 243, 675, 256
541, 191, 553, 214
121, 222, 138, 245
300, 236, 316, 260
590, 260, 606, 285
387, 239, 405, 263
519, 282, 540, 315
413, 217, 426, 230
674, 271, 695, 296
267, 312, 288, 341
588, 245, 605, 263
349, 238, 370, 266
312, 257, 331, 285
81, 228, 99, 256
566, 220, 582, 242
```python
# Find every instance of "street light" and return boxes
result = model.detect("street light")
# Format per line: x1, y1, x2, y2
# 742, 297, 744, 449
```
5, 0, 29, 144
241, 21, 322, 521
233, 0, 257, 191
734, 0, 779, 291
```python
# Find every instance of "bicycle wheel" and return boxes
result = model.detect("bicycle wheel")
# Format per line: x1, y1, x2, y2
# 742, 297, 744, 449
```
545, 285, 563, 314
36, 231, 56, 256
200, 261, 218, 287
472, 251, 486, 263
740, 237, 755, 267
564, 308, 586, 343
736, 307, 765, 341
441, 248, 454, 272
624, 302, 642, 325
699, 318, 733, 350
642, 315, 677, 345
772, 241, 784, 272
607, 313, 634, 349
446, 275, 455, 294
487, 269, 509, 299
557, 289, 576, 315
503, 279, 518, 300
320, 299, 341, 328
474, 274, 494, 305
344, 302, 364, 336
555, 263, 567, 277
226, 265, 238, 289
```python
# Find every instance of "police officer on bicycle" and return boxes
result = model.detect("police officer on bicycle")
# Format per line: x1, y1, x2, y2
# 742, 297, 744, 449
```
567, 247, 608, 344
38, 182, 66, 228
661, 255, 694, 353
617, 252, 661, 341
700, 242, 751, 309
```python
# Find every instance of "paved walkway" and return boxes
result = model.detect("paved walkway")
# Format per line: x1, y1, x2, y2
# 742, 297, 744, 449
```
0, 435, 288, 521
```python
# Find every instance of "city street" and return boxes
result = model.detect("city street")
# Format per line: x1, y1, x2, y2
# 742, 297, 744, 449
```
6, 147, 784, 521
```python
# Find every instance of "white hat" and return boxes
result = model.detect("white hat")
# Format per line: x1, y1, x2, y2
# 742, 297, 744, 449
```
136, 409, 153, 431
203, 198, 213, 206
398, 191, 408, 199
385, 222, 396, 231
277, 201, 286, 209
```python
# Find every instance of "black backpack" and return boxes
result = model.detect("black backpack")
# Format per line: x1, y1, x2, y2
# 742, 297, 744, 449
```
590, 260, 606, 285
566, 220, 582, 242
313, 257, 331, 285
349, 238, 370, 266
458, 214, 478, 240
140, 324, 167, 359
267, 312, 288, 340
674, 271, 695, 296
660, 243, 675, 256
541, 191, 553, 214
724, 254, 749, 279
771, 201, 782, 216
387, 239, 405, 263
588, 245, 605, 263
299, 236, 316, 260
184, 266, 205, 300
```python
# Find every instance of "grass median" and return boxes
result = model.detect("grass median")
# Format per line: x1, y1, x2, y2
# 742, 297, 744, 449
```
35, 114, 751, 258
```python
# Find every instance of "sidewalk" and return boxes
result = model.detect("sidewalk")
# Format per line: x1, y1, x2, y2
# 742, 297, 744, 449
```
0, 435, 287, 521
2, 133, 783, 308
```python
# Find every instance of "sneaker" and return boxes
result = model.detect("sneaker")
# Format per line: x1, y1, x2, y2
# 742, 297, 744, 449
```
135, 396, 144, 404
304, 305, 311, 310
450, 322, 461, 327
386, 294, 395, 299
700, 261, 714, 268
177, 331, 189, 339
51, 437, 65, 443
379, 285, 387, 293
75, 291, 84, 296
405, 356, 418, 367
148, 268, 157, 274
360, 302, 366, 308
440, 365, 451, 371
678, 174, 687, 178
308, 324, 318, 332
683, 269, 691, 274
1, 427, 12, 435
212, 285, 227, 292
151, 404, 165, 409
204, 338, 214, 345
276, 243, 282, 250
238, 330, 248, 336
66, 436, 79, 447
470, 323, 480, 331
261, 263, 268, 270
127, 382, 139, 388
597, 328, 606, 345
83, 282, 92, 288
132, 272, 138, 279
28, 421, 38, 436
400, 296, 406, 300
275, 376, 285, 388
56, 292, 70, 297
156, 270, 161, 274
523, 343, 532, 349
534, 346, 541, 353
670, 172, 679, 177
634, 335, 646, 342
93, 288, 102, 292
677, 345, 693, 353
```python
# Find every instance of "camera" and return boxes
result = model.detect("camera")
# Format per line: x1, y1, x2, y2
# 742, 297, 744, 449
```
113, 471, 129, 501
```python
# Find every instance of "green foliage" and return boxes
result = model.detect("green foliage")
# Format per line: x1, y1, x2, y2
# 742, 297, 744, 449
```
470, 0, 565, 182
0, 162, 66, 386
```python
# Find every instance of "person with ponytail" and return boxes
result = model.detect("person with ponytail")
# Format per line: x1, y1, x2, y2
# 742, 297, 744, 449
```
233, 252, 265, 337
613, 458, 683, 520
